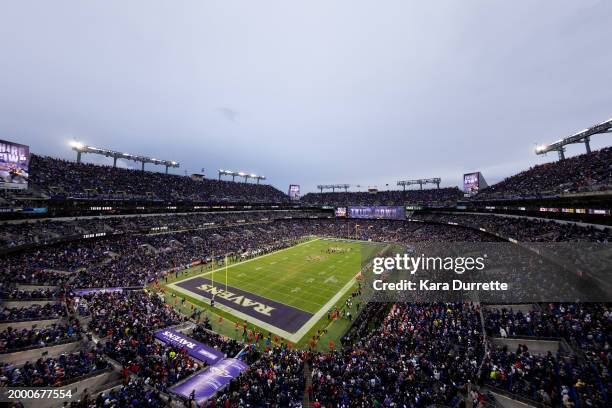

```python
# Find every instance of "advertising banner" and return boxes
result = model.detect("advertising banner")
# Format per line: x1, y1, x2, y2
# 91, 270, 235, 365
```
348, 206, 405, 220
154, 328, 224, 365
170, 358, 248, 403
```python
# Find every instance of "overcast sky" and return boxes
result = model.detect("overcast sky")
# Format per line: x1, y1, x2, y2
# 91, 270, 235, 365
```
1, 1, 611, 193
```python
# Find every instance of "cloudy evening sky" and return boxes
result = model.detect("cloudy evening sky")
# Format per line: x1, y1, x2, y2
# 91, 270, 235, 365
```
1, 0, 611, 193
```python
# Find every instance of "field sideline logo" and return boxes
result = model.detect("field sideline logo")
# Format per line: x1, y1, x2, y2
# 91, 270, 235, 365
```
196, 283, 275, 316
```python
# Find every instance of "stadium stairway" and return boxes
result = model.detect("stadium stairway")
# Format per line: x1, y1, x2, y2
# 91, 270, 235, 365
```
302, 361, 315, 408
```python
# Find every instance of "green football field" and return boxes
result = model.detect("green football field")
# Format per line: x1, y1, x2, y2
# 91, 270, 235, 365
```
162, 237, 384, 344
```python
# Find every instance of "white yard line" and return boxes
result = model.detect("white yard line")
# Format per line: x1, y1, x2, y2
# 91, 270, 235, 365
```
173, 237, 320, 284
289, 272, 359, 342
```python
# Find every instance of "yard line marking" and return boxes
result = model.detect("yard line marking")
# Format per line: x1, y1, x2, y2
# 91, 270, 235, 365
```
324, 276, 338, 284
171, 237, 321, 284
255, 267, 263, 271
290, 272, 361, 342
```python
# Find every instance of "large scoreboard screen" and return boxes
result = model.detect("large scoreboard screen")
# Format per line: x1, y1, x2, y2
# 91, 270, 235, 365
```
0, 140, 29, 190
463, 173, 478, 191
288, 185, 300, 201
335, 207, 347, 218
348, 206, 405, 220
463, 172, 481, 194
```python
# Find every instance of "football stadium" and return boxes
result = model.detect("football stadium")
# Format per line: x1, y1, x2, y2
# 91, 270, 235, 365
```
1, 2, 612, 408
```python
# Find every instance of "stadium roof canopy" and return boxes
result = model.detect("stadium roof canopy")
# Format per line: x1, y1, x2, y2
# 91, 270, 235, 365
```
317, 184, 350, 192
535, 117, 612, 160
70, 141, 179, 173
218, 169, 266, 183
397, 178, 441, 190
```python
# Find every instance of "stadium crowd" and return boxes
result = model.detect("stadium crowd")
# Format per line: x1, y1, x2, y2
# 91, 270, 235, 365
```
0, 303, 66, 322
83, 290, 202, 391
484, 303, 611, 348
475, 146, 612, 199
3, 214, 609, 295
301, 187, 462, 207
0, 348, 109, 387
0, 318, 82, 353
210, 347, 306, 408
191, 324, 243, 358
482, 303, 611, 407
0, 286, 62, 300
68, 378, 167, 408
0, 209, 610, 406
29, 155, 289, 203
413, 212, 612, 242
1, 218, 501, 290
310, 302, 484, 407
0, 210, 328, 250
481, 344, 608, 407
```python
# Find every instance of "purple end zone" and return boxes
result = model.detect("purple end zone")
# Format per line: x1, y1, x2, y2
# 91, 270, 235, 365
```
175, 277, 313, 333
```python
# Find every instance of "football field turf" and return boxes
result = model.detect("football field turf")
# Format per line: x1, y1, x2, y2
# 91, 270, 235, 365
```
164, 238, 383, 343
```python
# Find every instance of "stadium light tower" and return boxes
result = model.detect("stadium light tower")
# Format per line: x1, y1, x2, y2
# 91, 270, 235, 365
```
535, 117, 612, 160
69, 141, 85, 163
218, 169, 266, 183
397, 178, 441, 190
317, 184, 350, 193
69, 141, 179, 173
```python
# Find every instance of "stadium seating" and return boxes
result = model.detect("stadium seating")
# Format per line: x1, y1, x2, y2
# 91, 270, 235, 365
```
1, 207, 610, 407
67, 378, 166, 407
0, 319, 82, 353
0, 210, 329, 250
413, 212, 612, 242
28, 155, 289, 203
0, 348, 109, 387
476, 146, 612, 199
301, 187, 462, 207
310, 302, 484, 407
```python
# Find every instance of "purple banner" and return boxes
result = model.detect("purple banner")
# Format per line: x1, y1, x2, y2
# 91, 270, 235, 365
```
154, 328, 224, 365
170, 358, 248, 403
174, 277, 313, 333
348, 206, 405, 220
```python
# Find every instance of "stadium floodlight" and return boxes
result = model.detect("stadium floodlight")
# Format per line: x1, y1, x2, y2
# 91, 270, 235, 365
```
535, 117, 612, 160
218, 169, 266, 183
68, 141, 180, 173
397, 178, 441, 190
534, 145, 547, 154
69, 140, 84, 150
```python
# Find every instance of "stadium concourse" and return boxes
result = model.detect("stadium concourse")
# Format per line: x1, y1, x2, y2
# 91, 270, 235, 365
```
0, 149, 610, 408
